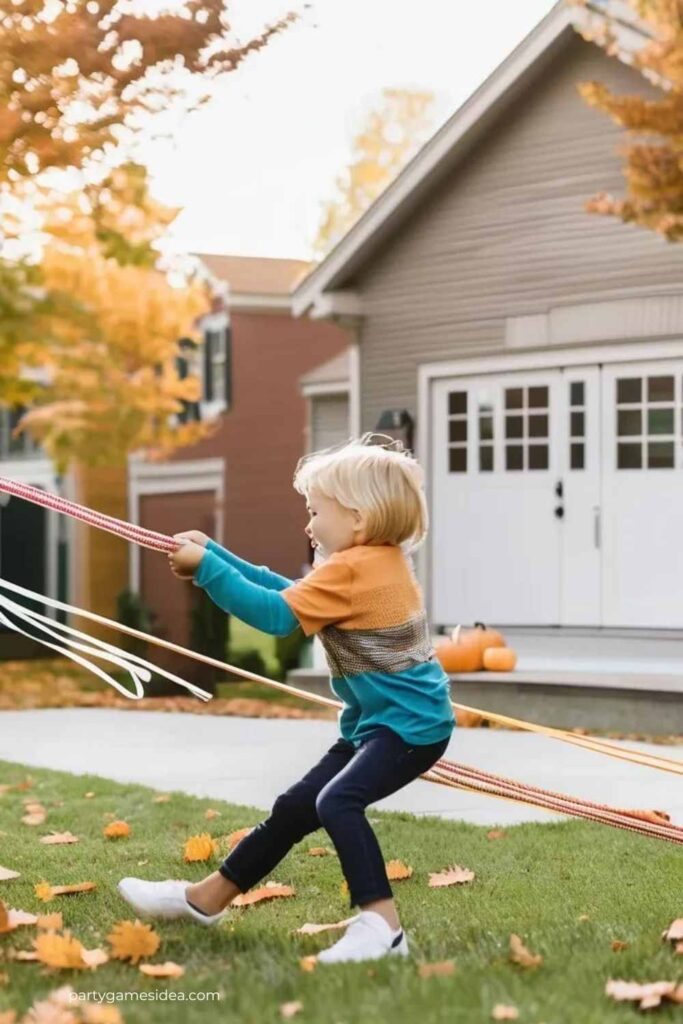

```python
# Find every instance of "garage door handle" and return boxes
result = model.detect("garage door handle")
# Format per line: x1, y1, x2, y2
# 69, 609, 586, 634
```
593, 505, 601, 549
554, 505, 564, 519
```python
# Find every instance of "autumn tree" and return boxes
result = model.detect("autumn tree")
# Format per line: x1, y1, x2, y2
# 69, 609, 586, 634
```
0, 0, 295, 461
313, 88, 433, 257
573, 0, 683, 239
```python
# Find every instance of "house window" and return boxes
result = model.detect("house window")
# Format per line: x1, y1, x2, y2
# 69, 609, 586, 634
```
569, 380, 586, 470
616, 375, 675, 469
203, 324, 232, 408
504, 385, 549, 471
0, 406, 40, 459
447, 390, 467, 472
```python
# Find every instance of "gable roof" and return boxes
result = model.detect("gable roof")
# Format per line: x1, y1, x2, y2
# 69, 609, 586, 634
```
196, 254, 311, 297
292, 1, 643, 317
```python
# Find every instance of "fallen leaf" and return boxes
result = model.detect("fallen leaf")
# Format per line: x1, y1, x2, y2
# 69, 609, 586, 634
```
509, 934, 543, 969
307, 847, 333, 857
204, 809, 220, 820
612, 939, 629, 952
663, 919, 683, 943
139, 960, 185, 978
487, 830, 506, 841
232, 882, 295, 907
0, 866, 19, 882
103, 820, 130, 839
605, 978, 682, 1010
428, 865, 475, 888
280, 1001, 303, 1019
578, 914, 591, 922
0, 902, 38, 933
21, 805, 47, 826
491, 1005, 519, 1021
108, 920, 161, 964
226, 827, 252, 850
40, 831, 79, 846
0, 971, 8, 986
82, 946, 109, 969
34, 930, 90, 969
418, 960, 456, 978
37, 912, 63, 930
9, 949, 39, 961
0, 1012, 15, 1024
152, 794, 171, 803
295, 916, 356, 936
386, 859, 413, 881
183, 833, 218, 862
35, 881, 97, 902
82, 1004, 124, 1023
299, 955, 317, 972
84, 792, 96, 799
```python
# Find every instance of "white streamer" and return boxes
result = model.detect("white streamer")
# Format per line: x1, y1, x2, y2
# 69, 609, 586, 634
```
0, 576, 212, 702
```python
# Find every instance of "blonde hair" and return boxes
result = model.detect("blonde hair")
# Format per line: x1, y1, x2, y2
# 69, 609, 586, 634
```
293, 433, 428, 551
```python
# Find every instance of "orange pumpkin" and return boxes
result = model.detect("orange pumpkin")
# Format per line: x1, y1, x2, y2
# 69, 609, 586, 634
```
482, 646, 517, 672
436, 622, 506, 673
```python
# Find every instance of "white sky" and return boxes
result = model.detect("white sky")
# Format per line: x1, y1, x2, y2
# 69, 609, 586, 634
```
144, 0, 558, 261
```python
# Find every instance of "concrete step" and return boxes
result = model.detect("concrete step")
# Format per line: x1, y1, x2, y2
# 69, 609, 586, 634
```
287, 666, 683, 734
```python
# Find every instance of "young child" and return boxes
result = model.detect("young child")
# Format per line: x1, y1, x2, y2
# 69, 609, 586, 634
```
118, 435, 455, 964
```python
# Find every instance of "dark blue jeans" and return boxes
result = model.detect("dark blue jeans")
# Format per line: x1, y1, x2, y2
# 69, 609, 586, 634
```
219, 725, 451, 907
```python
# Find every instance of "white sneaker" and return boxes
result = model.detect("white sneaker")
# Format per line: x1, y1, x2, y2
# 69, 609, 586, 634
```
117, 877, 227, 926
317, 910, 409, 964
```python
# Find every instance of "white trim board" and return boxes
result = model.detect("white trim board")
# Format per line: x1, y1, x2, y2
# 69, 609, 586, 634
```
127, 457, 225, 592
415, 335, 683, 619
301, 382, 351, 398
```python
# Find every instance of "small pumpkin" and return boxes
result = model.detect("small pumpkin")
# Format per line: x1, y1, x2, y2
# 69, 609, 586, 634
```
436, 622, 506, 673
482, 646, 517, 672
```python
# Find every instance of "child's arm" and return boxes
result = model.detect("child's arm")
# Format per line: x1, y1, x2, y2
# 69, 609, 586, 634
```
193, 547, 299, 637
204, 540, 293, 592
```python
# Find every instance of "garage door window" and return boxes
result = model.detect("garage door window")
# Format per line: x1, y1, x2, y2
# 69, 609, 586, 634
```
616, 375, 675, 469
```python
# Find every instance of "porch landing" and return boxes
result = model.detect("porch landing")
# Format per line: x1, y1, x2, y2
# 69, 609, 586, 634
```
289, 630, 683, 735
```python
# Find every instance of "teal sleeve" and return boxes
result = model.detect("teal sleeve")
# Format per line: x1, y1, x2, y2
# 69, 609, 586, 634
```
205, 539, 293, 591
195, 549, 299, 637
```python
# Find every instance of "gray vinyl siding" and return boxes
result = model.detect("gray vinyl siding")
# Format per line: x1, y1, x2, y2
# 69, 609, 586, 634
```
353, 36, 683, 431
310, 393, 350, 451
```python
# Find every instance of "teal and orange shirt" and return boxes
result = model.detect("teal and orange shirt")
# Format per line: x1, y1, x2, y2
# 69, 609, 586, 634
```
196, 541, 455, 748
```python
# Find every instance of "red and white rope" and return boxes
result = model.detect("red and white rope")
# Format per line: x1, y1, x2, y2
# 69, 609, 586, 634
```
0, 474, 681, 845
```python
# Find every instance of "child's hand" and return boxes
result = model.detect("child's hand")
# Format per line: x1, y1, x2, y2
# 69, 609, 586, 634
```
173, 530, 210, 547
168, 540, 205, 580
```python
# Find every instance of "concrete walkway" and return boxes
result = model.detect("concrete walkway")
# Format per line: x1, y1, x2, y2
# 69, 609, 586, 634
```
0, 709, 680, 827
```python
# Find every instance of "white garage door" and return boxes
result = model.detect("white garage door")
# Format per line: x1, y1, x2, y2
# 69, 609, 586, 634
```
430, 361, 683, 628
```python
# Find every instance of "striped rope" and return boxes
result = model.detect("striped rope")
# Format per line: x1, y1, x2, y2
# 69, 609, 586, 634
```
0, 476, 680, 845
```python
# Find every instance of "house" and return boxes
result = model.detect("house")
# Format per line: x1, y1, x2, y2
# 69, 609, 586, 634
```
292, 1, 683, 634
128, 255, 349, 659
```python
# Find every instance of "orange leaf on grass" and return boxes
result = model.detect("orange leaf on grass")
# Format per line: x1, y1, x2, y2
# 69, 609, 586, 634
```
280, 1001, 303, 1019
40, 832, 79, 846
0, 1012, 15, 1024
225, 827, 252, 850
428, 865, 475, 888
307, 847, 333, 857
509, 933, 543, 969
491, 1005, 519, 1021
21, 803, 47, 826
139, 961, 185, 978
183, 833, 218, 862
35, 881, 97, 902
612, 939, 629, 952
0, 901, 38, 933
204, 809, 220, 821
108, 920, 161, 964
295, 916, 356, 936
152, 794, 171, 803
605, 978, 683, 1010
386, 859, 413, 881
33, 931, 107, 970
103, 820, 130, 839
232, 881, 295, 908
487, 830, 505, 841
299, 955, 317, 972
663, 919, 683, 943
417, 960, 456, 978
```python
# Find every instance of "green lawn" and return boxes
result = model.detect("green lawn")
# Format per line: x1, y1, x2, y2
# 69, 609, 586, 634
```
0, 759, 680, 1023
